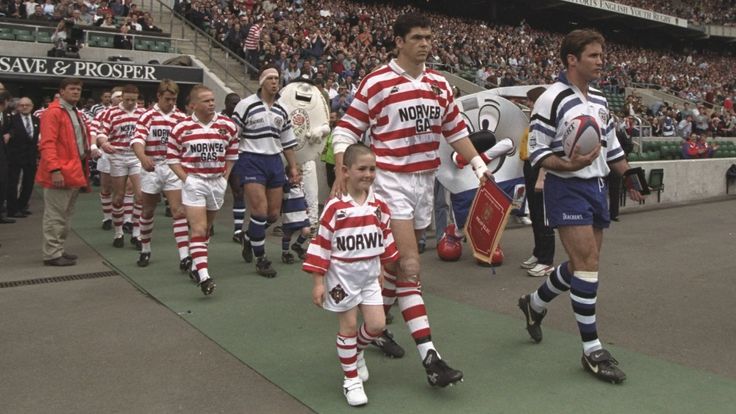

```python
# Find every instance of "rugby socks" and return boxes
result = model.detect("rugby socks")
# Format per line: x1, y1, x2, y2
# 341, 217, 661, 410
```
281, 233, 291, 253
246, 215, 267, 258
190, 236, 210, 281
337, 333, 358, 379
232, 196, 245, 235
123, 192, 134, 224
100, 191, 112, 221
112, 203, 125, 237
172, 218, 190, 259
139, 215, 154, 253
570, 271, 602, 355
381, 268, 398, 315
396, 279, 435, 360
530, 261, 572, 313
132, 202, 142, 238
295, 233, 308, 246
356, 324, 381, 352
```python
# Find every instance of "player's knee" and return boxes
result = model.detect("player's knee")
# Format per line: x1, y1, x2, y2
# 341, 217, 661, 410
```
399, 257, 421, 279
171, 207, 186, 220
340, 321, 358, 336
365, 319, 385, 335
266, 214, 279, 226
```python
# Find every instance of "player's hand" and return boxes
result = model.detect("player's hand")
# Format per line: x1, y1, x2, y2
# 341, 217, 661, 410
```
140, 156, 156, 172
101, 142, 117, 154
90, 148, 102, 159
569, 143, 600, 170
627, 188, 645, 202
288, 165, 301, 185
312, 283, 325, 308
478, 169, 493, 185
51, 171, 65, 188
330, 169, 347, 198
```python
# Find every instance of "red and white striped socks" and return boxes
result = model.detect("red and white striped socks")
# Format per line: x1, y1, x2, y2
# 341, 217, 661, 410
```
397, 279, 436, 360
189, 236, 210, 281
337, 333, 358, 379
139, 215, 154, 253
100, 191, 112, 221
173, 218, 190, 259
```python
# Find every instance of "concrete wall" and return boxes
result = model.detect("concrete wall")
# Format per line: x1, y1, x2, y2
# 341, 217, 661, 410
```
621, 158, 736, 211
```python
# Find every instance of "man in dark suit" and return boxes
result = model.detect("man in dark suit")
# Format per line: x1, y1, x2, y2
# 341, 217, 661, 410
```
3, 97, 40, 218
0, 91, 15, 224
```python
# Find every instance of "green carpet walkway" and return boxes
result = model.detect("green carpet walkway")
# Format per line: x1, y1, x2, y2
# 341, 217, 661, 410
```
71, 194, 736, 414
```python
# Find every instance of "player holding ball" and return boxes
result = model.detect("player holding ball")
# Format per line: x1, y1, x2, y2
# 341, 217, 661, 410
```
520, 28, 646, 384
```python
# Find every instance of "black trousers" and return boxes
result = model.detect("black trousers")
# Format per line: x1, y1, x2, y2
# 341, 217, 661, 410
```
6, 160, 36, 215
0, 149, 8, 215
523, 160, 555, 266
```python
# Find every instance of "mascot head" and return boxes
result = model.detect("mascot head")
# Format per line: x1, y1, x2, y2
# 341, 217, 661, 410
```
437, 92, 529, 194
278, 80, 331, 164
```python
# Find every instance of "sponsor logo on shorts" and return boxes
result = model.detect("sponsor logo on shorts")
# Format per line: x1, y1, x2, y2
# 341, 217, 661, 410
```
563, 213, 584, 221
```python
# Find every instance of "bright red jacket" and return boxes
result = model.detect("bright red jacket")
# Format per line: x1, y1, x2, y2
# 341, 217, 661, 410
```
35, 99, 91, 189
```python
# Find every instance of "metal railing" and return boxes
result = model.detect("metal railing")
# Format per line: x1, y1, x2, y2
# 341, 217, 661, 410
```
0, 20, 185, 53
141, 0, 256, 94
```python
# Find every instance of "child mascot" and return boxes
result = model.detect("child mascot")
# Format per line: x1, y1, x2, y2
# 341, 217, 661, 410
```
436, 92, 529, 265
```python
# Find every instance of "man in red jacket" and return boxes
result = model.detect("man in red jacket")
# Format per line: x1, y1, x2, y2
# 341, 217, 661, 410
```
36, 78, 91, 266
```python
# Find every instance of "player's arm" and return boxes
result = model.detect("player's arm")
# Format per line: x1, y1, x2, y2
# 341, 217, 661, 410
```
283, 147, 300, 183
166, 127, 187, 182
309, 272, 325, 308
538, 143, 601, 172
131, 117, 155, 172
609, 158, 646, 202
453, 138, 514, 167
224, 160, 234, 181
449, 137, 491, 182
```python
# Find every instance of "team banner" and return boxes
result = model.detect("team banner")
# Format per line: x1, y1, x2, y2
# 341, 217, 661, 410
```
465, 179, 512, 264
562, 0, 687, 27
0, 55, 203, 84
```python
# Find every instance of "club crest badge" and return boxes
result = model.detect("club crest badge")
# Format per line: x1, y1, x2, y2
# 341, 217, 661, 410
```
329, 284, 348, 304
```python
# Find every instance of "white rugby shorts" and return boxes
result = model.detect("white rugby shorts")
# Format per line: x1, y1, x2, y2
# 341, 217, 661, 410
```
96, 153, 110, 174
322, 257, 383, 313
141, 164, 182, 194
108, 152, 141, 177
182, 175, 227, 211
374, 169, 434, 229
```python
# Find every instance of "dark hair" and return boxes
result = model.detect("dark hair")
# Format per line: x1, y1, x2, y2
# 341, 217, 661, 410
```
393, 13, 431, 39
560, 29, 605, 68
258, 63, 280, 78
343, 143, 374, 167
122, 84, 140, 95
59, 77, 83, 91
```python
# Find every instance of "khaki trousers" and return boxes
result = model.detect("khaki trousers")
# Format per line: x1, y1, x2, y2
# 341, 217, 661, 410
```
42, 187, 80, 260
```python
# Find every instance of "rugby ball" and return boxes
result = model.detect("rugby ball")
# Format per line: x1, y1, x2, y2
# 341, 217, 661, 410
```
562, 115, 600, 157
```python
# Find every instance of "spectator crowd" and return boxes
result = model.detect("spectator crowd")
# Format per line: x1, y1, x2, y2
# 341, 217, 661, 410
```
614, 0, 736, 27
166, 0, 735, 119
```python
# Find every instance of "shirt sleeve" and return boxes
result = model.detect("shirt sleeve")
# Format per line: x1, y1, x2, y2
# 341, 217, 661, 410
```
378, 201, 398, 264
528, 92, 558, 168
166, 124, 183, 165
302, 202, 335, 275
130, 111, 150, 148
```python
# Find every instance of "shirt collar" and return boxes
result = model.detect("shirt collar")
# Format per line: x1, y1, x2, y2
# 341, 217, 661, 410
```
388, 59, 426, 79
191, 112, 216, 126
59, 98, 75, 111
555, 70, 570, 85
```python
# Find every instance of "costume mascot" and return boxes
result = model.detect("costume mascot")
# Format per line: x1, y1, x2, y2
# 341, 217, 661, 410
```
278, 80, 331, 227
436, 92, 529, 265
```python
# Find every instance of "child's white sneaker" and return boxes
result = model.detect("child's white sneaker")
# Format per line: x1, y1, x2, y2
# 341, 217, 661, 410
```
343, 376, 368, 406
